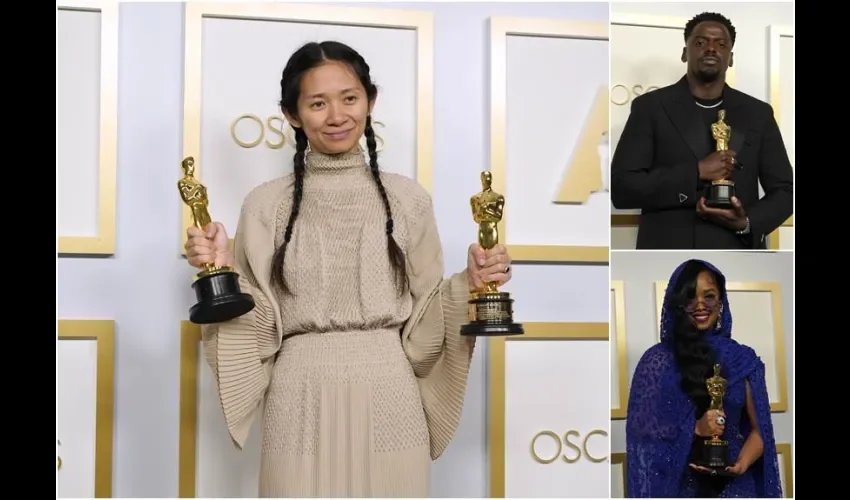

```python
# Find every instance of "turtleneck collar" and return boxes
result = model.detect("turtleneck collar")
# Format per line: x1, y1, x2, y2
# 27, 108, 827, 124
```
305, 144, 368, 174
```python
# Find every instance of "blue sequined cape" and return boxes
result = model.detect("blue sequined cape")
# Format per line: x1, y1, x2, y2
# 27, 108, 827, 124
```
624, 260, 783, 498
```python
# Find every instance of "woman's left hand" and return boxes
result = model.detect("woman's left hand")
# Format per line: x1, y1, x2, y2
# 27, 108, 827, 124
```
467, 243, 513, 292
687, 461, 747, 476
687, 463, 714, 474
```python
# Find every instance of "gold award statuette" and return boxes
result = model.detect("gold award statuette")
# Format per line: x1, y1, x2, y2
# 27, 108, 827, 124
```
460, 172, 524, 337
690, 363, 733, 475
179, 156, 255, 324
704, 109, 736, 208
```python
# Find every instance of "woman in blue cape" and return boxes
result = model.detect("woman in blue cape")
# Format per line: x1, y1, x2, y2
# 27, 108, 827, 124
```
625, 259, 782, 498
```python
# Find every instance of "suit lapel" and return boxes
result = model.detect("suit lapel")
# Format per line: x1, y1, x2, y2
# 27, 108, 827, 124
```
661, 76, 711, 161
720, 85, 748, 153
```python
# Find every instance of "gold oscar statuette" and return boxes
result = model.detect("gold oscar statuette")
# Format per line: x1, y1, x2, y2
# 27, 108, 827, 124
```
704, 109, 737, 208
460, 171, 524, 337
690, 363, 733, 475
179, 156, 255, 324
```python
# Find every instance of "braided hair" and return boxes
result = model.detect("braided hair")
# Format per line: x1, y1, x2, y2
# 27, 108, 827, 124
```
271, 41, 408, 294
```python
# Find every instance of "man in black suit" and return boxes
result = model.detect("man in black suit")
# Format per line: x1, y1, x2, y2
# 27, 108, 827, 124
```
610, 12, 794, 249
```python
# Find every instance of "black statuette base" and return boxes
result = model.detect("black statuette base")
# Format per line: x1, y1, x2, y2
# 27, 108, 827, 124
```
189, 268, 256, 325
461, 291, 525, 337
704, 180, 736, 209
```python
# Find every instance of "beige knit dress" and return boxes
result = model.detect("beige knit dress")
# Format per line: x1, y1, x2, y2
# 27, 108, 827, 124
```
200, 148, 474, 497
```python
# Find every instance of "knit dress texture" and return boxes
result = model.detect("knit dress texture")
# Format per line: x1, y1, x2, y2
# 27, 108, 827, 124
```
200, 148, 474, 497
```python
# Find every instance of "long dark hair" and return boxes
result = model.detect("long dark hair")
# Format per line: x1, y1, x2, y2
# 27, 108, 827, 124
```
668, 260, 725, 416
271, 41, 407, 294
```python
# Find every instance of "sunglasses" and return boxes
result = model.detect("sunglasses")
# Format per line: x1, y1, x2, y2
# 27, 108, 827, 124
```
683, 296, 718, 313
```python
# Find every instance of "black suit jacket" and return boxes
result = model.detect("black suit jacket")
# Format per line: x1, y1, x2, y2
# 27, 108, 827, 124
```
610, 76, 794, 249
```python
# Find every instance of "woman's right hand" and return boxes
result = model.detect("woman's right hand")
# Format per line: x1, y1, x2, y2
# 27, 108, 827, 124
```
695, 409, 726, 437
185, 222, 233, 269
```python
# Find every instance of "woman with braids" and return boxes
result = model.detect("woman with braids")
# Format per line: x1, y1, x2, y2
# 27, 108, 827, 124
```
183, 41, 513, 497
625, 259, 782, 498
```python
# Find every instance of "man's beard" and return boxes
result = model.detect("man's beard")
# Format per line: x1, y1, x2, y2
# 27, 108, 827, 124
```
694, 67, 721, 83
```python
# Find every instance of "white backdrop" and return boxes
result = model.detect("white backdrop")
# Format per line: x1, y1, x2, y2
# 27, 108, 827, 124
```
500, 325, 609, 498
57, 0, 117, 256
488, 12, 610, 498
501, 19, 609, 256
56, 2, 611, 498
609, 251, 794, 498
608, 2, 795, 251
57, 320, 115, 499
57, 337, 99, 497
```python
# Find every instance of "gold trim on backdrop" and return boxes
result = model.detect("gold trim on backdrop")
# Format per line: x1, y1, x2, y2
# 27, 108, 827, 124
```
489, 322, 609, 497
610, 451, 626, 497
57, 0, 118, 255
610, 214, 639, 226
654, 280, 788, 412
58, 320, 115, 498
178, 321, 201, 498
767, 25, 795, 250
181, 2, 434, 254
489, 17, 609, 263
610, 281, 628, 419
776, 442, 794, 498
608, 13, 736, 230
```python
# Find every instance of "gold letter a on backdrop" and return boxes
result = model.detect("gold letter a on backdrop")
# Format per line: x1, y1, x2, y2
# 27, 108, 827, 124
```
554, 85, 609, 204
